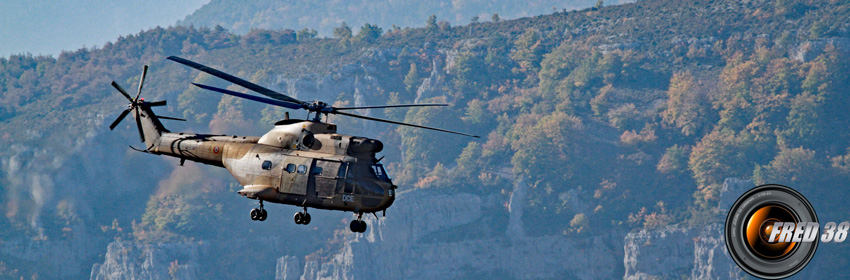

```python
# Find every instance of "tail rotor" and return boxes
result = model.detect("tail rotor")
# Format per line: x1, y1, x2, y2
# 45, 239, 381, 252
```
109, 65, 182, 143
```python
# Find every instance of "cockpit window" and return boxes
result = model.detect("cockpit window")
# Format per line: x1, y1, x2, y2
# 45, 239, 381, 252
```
261, 160, 272, 170
371, 164, 389, 179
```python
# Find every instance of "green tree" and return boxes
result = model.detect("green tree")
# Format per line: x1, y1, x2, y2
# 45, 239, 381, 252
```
356, 23, 382, 42
753, 147, 825, 186
333, 22, 352, 39
452, 51, 486, 94
689, 129, 765, 189
657, 145, 692, 176
426, 15, 438, 31
491, 13, 500, 22
296, 28, 317, 41
510, 112, 586, 192
404, 63, 420, 94
510, 28, 544, 84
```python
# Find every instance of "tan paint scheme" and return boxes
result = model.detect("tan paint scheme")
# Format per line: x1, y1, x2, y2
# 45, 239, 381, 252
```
136, 109, 395, 214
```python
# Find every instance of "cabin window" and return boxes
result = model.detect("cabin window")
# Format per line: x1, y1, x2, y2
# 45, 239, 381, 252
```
285, 164, 296, 173
312, 166, 323, 175
338, 163, 348, 178
261, 160, 272, 170
371, 164, 389, 179
297, 165, 307, 174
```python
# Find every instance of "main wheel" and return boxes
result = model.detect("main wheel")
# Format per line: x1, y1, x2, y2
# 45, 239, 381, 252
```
250, 208, 260, 221
358, 220, 367, 233
301, 213, 311, 225
294, 212, 304, 224
350, 220, 361, 232
258, 209, 268, 221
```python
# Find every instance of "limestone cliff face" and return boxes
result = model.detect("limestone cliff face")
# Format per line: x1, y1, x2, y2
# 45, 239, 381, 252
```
90, 241, 203, 280
622, 178, 752, 280
278, 180, 623, 280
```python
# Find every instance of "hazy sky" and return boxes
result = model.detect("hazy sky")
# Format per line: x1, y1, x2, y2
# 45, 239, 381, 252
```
0, 0, 209, 58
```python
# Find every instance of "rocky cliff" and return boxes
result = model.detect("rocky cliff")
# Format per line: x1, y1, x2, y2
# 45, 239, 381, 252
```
622, 178, 826, 280
276, 188, 623, 280
623, 178, 751, 280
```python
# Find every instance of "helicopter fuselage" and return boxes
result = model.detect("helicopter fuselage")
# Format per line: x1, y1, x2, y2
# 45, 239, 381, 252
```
144, 118, 396, 214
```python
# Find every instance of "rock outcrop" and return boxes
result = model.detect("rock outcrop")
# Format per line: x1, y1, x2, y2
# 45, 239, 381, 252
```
90, 241, 203, 280
622, 178, 826, 279
281, 185, 622, 280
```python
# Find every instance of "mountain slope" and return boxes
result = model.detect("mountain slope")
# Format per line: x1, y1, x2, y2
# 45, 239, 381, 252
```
178, 0, 605, 35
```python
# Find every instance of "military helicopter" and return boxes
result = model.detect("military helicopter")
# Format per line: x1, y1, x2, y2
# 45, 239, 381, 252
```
108, 56, 477, 232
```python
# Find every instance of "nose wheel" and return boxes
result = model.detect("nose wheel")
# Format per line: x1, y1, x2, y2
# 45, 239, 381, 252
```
250, 200, 267, 221
350, 213, 367, 233
294, 207, 311, 225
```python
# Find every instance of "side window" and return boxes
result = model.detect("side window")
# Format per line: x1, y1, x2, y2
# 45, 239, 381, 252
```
338, 163, 348, 178
297, 165, 307, 174
261, 160, 272, 170
312, 166, 323, 175
285, 163, 296, 173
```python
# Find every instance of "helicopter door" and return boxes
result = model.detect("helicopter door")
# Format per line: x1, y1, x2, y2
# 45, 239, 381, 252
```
313, 160, 342, 198
279, 156, 310, 195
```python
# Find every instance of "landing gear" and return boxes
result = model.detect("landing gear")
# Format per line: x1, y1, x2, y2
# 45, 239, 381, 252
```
250, 200, 267, 221
294, 207, 311, 225
349, 213, 367, 233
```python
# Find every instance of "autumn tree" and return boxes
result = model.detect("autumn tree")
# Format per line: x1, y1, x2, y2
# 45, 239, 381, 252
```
662, 71, 713, 137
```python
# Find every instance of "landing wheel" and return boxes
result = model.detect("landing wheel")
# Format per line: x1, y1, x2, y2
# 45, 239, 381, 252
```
349, 219, 367, 233
250, 200, 267, 221
294, 207, 311, 225
250, 208, 261, 221
294, 212, 304, 224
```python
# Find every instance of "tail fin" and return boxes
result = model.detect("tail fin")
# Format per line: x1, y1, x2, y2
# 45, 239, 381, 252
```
133, 103, 169, 149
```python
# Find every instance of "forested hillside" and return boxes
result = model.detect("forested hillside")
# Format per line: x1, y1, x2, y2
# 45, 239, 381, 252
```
2, 0, 850, 278
178, 0, 604, 36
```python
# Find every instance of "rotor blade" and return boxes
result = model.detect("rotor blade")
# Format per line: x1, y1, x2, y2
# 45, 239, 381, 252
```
168, 56, 302, 104
147, 100, 166, 107
192, 83, 305, 110
158, 116, 186, 121
135, 109, 145, 143
334, 111, 479, 138
111, 81, 133, 101
136, 65, 148, 101
109, 109, 131, 130
334, 103, 449, 110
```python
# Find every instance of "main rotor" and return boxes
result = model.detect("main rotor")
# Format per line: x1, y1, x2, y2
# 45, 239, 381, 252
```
168, 56, 478, 137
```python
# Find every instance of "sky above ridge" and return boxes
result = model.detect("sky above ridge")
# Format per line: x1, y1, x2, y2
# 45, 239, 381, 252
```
0, 0, 209, 58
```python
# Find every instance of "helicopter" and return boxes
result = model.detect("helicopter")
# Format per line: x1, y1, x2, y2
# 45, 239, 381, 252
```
108, 56, 477, 232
